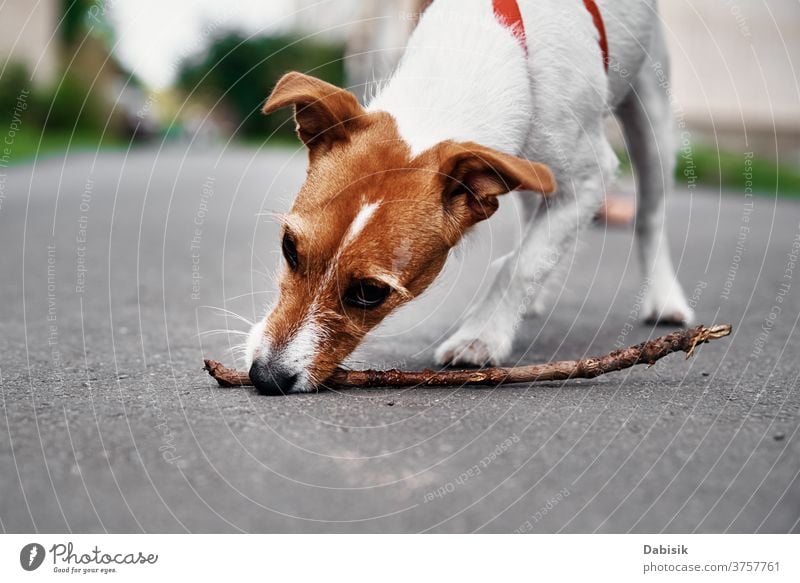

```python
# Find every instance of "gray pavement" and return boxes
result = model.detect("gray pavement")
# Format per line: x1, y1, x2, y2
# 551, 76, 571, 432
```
1, 145, 798, 533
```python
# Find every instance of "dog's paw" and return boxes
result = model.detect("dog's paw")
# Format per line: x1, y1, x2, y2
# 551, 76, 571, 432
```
644, 308, 694, 326
642, 286, 695, 326
435, 331, 512, 367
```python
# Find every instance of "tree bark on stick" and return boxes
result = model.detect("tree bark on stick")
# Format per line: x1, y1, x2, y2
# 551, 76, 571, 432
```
204, 324, 731, 391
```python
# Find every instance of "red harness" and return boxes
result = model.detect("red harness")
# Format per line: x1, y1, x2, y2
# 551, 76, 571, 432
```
493, 0, 609, 73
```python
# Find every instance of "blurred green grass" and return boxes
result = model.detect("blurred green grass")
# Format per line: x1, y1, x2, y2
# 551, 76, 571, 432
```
1, 61, 127, 165
5, 127, 125, 164
685, 147, 800, 197
617, 146, 800, 198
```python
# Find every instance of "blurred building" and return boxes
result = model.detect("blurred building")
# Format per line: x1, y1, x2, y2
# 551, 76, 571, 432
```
324, 0, 799, 159
662, 0, 800, 159
2, 0, 797, 158
0, 0, 59, 84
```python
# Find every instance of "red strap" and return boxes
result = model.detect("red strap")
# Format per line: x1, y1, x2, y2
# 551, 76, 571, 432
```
493, 0, 608, 74
493, 0, 528, 54
583, 0, 609, 73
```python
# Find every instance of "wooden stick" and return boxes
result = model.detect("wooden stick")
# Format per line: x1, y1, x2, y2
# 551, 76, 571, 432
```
204, 324, 731, 390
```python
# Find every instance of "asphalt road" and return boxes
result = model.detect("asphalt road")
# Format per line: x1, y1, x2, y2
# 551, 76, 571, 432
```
1, 144, 798, 533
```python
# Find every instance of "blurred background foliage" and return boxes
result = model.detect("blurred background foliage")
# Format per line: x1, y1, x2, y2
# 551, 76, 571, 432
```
0, 59, 111, 156
37, 70, 105, 133
0, 0, 126, 157
0, 0, 797, 196
61, 0, 95, 46
0, 62, 30, 121
0, 1, 346, 159
176, 32, 344, 140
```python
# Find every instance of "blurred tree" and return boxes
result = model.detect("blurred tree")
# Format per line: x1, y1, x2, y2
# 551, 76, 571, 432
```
35, 70, 104, 132
0, 62, 31, 123
177, 33, 345, 140
48, 0, 135, 136
61, 0, 97, 46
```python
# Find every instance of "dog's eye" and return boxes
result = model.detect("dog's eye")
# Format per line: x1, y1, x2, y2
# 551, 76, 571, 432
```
282, 233, 299, 270
344, 280, 390, 309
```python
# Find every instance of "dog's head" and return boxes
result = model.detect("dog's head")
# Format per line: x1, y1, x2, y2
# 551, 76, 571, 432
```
245, 72, 555, 394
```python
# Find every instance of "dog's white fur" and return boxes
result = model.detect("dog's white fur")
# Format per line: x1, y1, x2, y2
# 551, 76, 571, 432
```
247, 0, 693, 385
373, 0, 691, 366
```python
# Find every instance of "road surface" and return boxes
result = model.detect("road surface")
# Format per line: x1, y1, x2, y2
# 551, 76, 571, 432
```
1, 145, 798, 532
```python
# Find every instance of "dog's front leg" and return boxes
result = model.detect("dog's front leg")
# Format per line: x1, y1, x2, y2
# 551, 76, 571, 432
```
436, 171, 606, 367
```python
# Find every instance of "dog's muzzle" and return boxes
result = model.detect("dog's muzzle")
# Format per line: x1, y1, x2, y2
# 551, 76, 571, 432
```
248, 358, 299, 395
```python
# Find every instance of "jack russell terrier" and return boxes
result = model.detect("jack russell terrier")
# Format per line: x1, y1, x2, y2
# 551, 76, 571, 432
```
245, 0, 693, 394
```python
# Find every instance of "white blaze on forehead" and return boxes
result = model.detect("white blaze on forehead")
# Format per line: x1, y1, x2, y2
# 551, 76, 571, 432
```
342, 201, 380, 247
323, 201, 382, 286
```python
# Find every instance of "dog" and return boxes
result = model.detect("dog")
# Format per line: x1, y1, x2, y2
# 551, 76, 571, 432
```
245, 0, 693, 394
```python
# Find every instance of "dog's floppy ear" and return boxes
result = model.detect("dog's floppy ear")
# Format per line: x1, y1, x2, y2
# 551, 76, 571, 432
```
434, 141, 556, 234
263, 72, 364, 156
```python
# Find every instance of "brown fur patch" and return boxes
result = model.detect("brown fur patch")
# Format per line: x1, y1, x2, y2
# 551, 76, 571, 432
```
261, 73, 554, 385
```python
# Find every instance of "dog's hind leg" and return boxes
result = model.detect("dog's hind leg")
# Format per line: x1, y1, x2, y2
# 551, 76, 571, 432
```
616, 25, 693, 325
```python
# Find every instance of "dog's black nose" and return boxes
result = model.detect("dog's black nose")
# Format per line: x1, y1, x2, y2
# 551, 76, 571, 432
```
248, 361, 298, 395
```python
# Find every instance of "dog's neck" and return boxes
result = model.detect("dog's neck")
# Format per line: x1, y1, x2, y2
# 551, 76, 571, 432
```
366, 2, 533, 157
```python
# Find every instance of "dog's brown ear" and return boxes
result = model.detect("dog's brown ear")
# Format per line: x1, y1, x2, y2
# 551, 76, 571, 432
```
263, 72, 364, 156
433, 141, 556, 234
